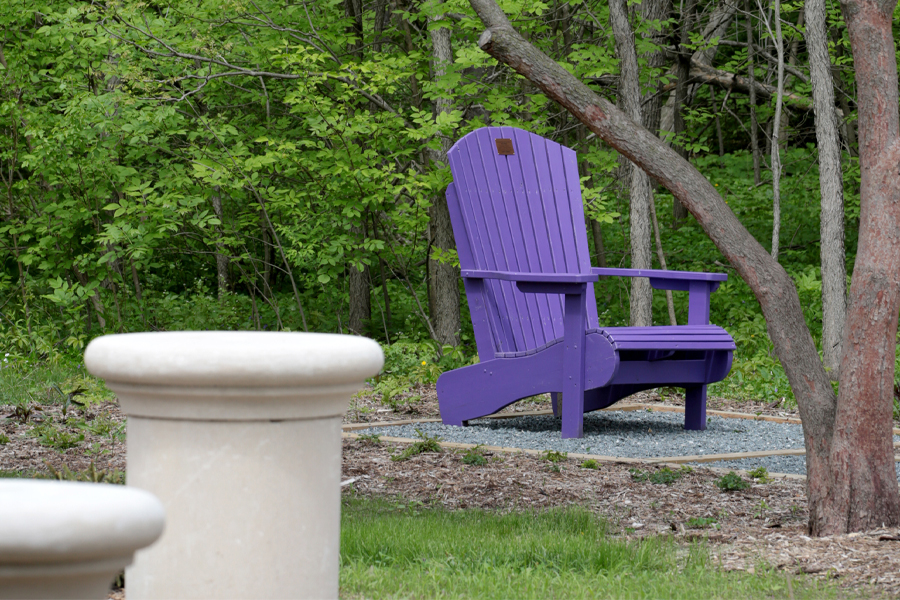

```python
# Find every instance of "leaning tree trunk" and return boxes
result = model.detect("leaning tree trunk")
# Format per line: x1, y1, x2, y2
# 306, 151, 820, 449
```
609, 0, 652, 327
814, 0, 900, 535
426, 1, 461, 347
466, 0, 899, 535
806, 0, 847, 377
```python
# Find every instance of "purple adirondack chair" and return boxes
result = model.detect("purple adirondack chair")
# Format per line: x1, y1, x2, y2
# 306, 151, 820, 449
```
437, 126, 735, 439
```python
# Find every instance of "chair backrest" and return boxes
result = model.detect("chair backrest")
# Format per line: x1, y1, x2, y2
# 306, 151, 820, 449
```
447, 126, 599, 358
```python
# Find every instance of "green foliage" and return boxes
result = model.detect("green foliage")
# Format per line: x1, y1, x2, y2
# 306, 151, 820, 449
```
630, 466, 686, 485
541, 449, 568, 463
390, 429, 443, 462
685, 516, 719, 529
0, 0, 871, 419
579, 459, 601, 470
44, 461, 124, 485
0, 433, 9, 445
29, 420, 84, 451
461, 445, 488, 466
715, 472, 751, 492
748, 466, 772, 483
356, 433, 382, 446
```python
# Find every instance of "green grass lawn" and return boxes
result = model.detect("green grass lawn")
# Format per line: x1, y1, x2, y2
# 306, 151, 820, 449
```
340, 496, 837, 599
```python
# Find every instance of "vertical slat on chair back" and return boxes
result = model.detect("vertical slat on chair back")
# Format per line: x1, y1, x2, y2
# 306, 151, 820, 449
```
447, 126, 598, 356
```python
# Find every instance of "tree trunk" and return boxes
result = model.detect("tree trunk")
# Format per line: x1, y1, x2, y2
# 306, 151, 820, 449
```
672, 0, 698, 226
211, 189, 229, 298
659, 0, 737, 134
639, 0, 670, 138
711, 87, 725, 156
744, 0, 762, 185
765, 0, 785, 262
806, 0, 847, 376
72, 266, 106, 330
812, 0, 900, 535
638, 0, 677, 324
609, 0, 652, 326
348, 222, 372, 336
831, 32, 858, 156
426, 1, 461, 347
467, 0, 900, 535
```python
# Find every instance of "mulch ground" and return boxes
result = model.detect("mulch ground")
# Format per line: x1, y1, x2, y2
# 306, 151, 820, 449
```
2, 386, 899, 598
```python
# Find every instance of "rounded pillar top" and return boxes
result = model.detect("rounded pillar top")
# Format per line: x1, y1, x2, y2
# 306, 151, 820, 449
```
0, 479, 165, 565
85, 332, 384, 421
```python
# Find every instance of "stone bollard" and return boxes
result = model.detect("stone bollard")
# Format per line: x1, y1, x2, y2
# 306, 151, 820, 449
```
0, 479, 165, 600
85, 331, 383, 600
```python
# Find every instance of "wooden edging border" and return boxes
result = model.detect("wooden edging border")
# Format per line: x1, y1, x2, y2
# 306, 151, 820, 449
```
345, 430, 900, 482
342, 431, 809, 481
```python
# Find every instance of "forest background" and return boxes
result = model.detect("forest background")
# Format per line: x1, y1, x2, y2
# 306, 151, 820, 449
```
0, 0, 890, 414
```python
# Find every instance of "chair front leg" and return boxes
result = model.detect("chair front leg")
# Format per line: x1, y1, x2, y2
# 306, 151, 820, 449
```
561, 288, 587, 439
684, 385, 707, 430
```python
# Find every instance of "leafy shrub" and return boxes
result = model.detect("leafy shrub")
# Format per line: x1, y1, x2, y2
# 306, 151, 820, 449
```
461, 445, 488, 466
686, 516, 718, 529
372, 377, 417, 410
715, 472, 751, 491
29, 421, 84, 451
631, 466, 687, 485
45, 461, 123, 484
542, 450, 568, 463
357, 433, 382, 445
747, 466, 771, 483
580, 459, 600, 470
390, 429, 442, 462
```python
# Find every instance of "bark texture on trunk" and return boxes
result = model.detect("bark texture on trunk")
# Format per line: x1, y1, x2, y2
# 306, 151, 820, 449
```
806, 0, 847, 376
211, 189, 229, 298
744, 0, 762, 185
427, 3, 461, 347
659, 0, 737, 134
348, 221, 371, 336
766, 0, 785, 262
671, 0, 697, 226
814, 0, 900, 535
609, 0, 652, 326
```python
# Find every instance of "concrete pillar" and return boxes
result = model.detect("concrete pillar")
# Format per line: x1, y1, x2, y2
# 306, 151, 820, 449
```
0, 479, 164, 600
85, 332, 382, 600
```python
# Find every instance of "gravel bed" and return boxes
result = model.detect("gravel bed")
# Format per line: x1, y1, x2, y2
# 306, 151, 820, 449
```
360, 410, 900, 479
690, 455, 900, 480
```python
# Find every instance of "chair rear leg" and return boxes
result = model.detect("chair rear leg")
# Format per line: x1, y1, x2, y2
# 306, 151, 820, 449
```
684, 385, 707, 430
551, 392, 560, 417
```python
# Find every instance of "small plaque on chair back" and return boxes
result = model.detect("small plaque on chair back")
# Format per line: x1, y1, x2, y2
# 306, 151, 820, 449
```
495, 138, 514, 155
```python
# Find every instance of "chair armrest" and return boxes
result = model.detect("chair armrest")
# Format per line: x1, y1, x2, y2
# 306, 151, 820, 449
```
462, 270, 597, 295
591, 268, 725, 293
462, 270, 599, 283
591, 268, 726, 325
591, 268, 726, 282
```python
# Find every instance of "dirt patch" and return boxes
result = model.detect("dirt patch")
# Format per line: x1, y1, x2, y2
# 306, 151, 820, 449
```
0, 401, 126, 477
